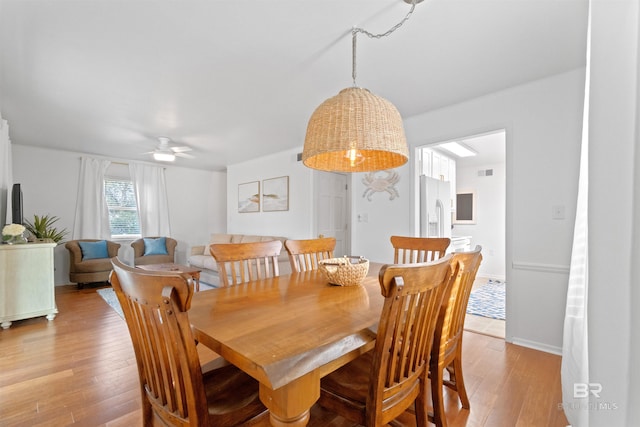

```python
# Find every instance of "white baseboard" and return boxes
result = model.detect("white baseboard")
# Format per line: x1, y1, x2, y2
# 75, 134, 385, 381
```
507, 336, 562, 355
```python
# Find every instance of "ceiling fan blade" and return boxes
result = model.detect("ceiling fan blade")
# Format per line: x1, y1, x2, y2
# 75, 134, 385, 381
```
171, 146, 192, 153
175, 152, 195, 159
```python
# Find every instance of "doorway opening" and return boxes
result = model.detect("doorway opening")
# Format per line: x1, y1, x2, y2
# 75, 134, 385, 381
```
416, 129, 506, 338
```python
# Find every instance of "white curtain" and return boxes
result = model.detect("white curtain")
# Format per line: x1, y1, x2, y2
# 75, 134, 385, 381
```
561, 1, 591, 425
0, 116, 13, 226
72, 157, 111, 239
129, 162, 171, 237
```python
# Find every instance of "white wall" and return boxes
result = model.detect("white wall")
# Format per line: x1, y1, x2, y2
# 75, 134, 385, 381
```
454, 160, 506, 280
587, 1, 638, 424
11, 145, 225, 285
226, 147, 315, 239
165, 166, 226, 261
349, 163, 412, 264
351, 68, 585, 354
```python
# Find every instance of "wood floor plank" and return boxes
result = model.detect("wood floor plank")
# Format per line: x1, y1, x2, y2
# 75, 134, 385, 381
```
0, 285, 569, 427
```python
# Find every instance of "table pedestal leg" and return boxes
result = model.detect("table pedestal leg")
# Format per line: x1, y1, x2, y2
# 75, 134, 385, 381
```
259, 371, 319, 427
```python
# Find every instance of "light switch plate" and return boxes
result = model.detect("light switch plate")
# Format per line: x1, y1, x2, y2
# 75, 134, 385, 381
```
552, 205, 565, 220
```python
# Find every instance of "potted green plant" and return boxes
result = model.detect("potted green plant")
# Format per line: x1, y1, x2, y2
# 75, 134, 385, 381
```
24, 214, 69, 243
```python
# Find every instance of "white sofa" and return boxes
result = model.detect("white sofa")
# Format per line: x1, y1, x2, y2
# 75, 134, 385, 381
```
188, 233, 291, 287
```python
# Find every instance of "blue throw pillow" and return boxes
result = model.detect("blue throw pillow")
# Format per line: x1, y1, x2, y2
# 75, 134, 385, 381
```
78, 240, 109, 260
144, 237, 168, 256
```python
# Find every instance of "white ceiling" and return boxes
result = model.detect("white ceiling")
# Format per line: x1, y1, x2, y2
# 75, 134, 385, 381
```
0, 0, 588, 171
431, 129, 506, 168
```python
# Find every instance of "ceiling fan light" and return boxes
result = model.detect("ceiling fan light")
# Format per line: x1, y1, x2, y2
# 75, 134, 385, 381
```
153, 152, 176, 162
302, 87, 409, 173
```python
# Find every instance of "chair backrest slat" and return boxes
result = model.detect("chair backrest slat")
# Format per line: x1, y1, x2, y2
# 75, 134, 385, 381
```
284, 237, 336, 272
210, 240, 283, 287
390, 236, 451, 264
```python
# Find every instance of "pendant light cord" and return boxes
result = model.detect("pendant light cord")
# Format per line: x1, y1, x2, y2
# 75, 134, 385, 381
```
352, 0, 418, 86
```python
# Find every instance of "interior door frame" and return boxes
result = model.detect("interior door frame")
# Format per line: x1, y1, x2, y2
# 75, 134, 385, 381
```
412, 128, 508, 336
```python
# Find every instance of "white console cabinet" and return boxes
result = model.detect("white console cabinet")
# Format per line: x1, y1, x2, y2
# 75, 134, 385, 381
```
0, 242, 58, 329
449, 236, 472, 253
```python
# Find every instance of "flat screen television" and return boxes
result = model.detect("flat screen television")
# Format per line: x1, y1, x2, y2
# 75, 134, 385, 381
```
11, 183, 23, 225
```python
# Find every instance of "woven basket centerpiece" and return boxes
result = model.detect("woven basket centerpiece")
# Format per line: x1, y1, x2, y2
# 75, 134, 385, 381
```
318, 256, 369, 286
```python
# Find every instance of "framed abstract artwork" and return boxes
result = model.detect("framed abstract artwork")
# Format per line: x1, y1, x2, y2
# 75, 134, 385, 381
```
238, 181, 260, 213
262, 176, 289, 212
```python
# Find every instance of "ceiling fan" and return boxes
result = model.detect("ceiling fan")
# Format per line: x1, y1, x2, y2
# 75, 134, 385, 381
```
145, 136, 194, 162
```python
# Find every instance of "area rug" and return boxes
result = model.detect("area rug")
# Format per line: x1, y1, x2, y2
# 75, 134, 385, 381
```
96, 288, 124, 319
96, 284, 216, 319
466, 279, 505, 320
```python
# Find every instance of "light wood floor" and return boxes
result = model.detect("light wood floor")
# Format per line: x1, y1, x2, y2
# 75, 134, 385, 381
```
0, 285, 569, 427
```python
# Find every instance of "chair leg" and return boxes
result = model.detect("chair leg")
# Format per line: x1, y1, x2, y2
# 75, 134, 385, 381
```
430, 361, 448, 427
452, 352, 470, 409
141, 393, 153, 427
415, 377, 430, 427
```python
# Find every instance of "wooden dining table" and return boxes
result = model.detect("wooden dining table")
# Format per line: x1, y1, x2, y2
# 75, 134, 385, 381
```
189, 262, 386, 427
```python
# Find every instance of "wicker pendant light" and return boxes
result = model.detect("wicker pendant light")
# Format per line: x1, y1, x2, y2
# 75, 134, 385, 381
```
302, 1, 419, 173
302, 87, 408, 172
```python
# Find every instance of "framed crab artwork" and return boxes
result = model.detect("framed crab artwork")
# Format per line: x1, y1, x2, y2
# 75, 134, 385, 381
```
362, 170, 400, 201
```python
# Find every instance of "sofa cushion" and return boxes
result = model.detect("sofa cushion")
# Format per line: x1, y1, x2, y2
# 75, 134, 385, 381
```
143, 237, 168, 255
78, 240, 109, 260
188, 254, 218, 271
212, 234, 234, 244
239, 235, 263, 243
230, 234, 245, 243
202, 234, 233, 256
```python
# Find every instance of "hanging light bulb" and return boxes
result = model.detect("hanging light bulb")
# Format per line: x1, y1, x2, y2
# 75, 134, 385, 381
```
345, 147, 364, 168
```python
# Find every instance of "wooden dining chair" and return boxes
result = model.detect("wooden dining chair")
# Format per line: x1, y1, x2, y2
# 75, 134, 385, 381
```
210, 240, 283, 287
318, 255, 457, 427
284, 237, 336, 272
430, 246, 483, 427
109, 258, 267, 427
391, 235, 451, 264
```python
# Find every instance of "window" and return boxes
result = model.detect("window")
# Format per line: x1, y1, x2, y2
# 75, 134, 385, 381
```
104, 178, 141, 238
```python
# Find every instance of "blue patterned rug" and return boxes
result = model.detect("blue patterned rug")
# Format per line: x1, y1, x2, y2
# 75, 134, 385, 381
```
97, 288, 124, 319
466, 279, 505, 320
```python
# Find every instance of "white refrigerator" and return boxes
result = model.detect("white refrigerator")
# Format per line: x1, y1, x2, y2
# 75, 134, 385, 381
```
420, 175, 452, 238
